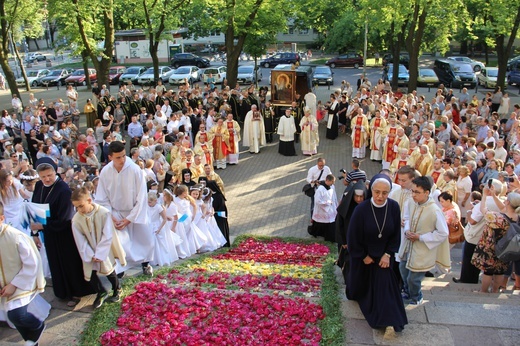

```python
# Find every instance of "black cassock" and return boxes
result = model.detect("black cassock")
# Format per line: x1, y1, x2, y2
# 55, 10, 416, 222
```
33, 179, 95, 300
346, 199, 408, 331
326, 101, 339, 140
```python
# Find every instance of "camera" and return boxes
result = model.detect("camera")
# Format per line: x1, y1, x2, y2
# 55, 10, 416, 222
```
338, 168, 347, 180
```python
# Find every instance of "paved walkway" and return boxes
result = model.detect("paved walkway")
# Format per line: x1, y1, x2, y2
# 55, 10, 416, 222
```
1, 76, 520, 345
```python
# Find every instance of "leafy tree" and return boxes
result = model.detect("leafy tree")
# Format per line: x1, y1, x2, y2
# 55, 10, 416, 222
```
323, 10, 363, 54
183, 0, 289, 86
0, 0, 45, 96
49, 0, 115, 87
466, 0, 520, 89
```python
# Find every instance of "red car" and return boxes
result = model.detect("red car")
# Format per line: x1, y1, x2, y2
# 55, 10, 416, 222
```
65, 68, 97, 86
108, 66, 126, 85
325, 53, 363, 68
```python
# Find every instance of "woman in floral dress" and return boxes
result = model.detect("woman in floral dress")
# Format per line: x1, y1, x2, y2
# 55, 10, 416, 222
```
471, 187, 520, 293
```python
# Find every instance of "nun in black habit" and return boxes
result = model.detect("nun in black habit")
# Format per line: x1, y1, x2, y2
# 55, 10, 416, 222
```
335, 180, 368, 284
346, 174, 407, 332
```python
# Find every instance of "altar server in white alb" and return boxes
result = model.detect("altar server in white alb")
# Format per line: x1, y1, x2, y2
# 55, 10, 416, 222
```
0, 202, 49, 346
95, 141, 154, 276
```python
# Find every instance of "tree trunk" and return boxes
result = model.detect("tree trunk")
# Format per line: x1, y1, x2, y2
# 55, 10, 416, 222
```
0, 52, 19, 98
81, 50, 91, 89
33, 38, 40, 50
405, 1, 427, 91
150, 40, 160, 82
0, 0, 19, 98
460, 40, 468, 55
13, 41, 29, 91
496, 6, 520, 90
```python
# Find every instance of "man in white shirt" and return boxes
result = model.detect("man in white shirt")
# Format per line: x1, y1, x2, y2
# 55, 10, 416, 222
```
12, 95, 22, 114
306, 158, 332, 217
161, 100, 173, 118
494, 138, 508, 163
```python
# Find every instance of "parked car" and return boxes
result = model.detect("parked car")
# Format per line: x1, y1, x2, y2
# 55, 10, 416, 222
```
138, 66, 174, 85
119, 66, 147, 85
447, 56, 485, 72
236, 65, 261, 84
203, 66, 227, 84
16, 69, 51, 87
477, 67, 498, 88
37, 68, 74, 86
260, 52, 300, 68
325, 53, 363, 68
24, 52, 46, 63
108, 66, 127, 85
417, 68, 439, 87
385, 64, 409, 86
433, 59, 477, 88
507, 59, 520, 85
170, 53, 210, 68
65, 68, 97, 86
382, 53, 410, 69
169, 66, 201, 84
312, 66, 334, 85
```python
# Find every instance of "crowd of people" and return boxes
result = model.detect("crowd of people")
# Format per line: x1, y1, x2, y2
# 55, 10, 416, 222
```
1, 70, 519, 342
302, 80, 520, 333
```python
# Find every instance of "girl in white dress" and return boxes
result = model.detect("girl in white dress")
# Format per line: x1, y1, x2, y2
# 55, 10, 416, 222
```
163, 189, 187, 259
201, 187, 227, 248
147, 192, 170, 266
190, 186, 218, 252
174, 185, 207, 255
0, 169, 25, 231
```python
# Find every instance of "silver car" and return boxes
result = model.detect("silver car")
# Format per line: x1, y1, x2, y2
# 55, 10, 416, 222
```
237, 65, 262, 84
138, 66, 174, 85
447, 56, 485, 72
16, 69, 51, 87
168, 66, 201, 85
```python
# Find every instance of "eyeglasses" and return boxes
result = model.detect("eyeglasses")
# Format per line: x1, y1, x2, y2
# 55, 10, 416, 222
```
411, 189, 427, 195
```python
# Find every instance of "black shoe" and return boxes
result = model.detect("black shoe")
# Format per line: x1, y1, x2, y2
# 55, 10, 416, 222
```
425, 271, 434, 277
107, 288, 122, 303
93, 292, 108, 309
394, 325, 404, 333
452, 277, 462, 284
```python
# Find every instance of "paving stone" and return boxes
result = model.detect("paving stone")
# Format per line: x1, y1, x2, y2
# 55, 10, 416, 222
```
425, 301, 520, 329
448, 325, 501, 346
373, 324, 454, 346
498, 329, 520, 346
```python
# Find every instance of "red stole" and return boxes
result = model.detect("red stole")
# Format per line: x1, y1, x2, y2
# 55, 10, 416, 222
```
385, 128, 397, 162
394, 160, 408, 183
371, 118, 381, 150
201, 143, 212, 164
353, 116, 363, 148
431, 170, 441, 183
226, 121, 236, 153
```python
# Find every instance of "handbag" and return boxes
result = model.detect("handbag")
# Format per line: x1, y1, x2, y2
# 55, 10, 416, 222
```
495, 214, 520, 262
302, 169, 324, 198
448, 220, 465, 244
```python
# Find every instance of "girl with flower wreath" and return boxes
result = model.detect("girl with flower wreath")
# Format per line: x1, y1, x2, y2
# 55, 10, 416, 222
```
174, 184, 207, 255
163, 188, 188, 259
148, 191, 178, 267
201, 187, 227, 249
471, 187, 520, 293
190, 185, 219, 252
